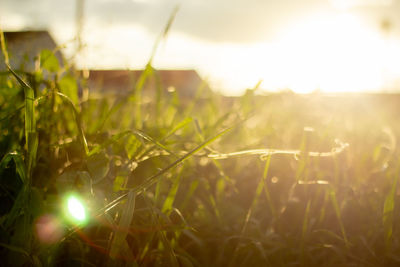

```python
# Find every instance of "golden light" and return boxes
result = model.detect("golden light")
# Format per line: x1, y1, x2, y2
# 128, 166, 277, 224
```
262, 12, 400, 93
329, 0, 393, 10
74, 5, 400, 94
212, 11, 400, 94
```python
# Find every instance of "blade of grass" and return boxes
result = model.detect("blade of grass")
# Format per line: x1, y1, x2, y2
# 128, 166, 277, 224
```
241, 175, 264, 235
88, 129, 176, 158
180, 180, 199, 212
229, 158, 271, 267
64, 125, 233, 241
7, 68, 38, 253
143, 194, 179, 267
0, 27, 9, 65
97, 7, 179, 131
109, 191, 136, 260
383, 170, 399, 253
148, 6, 179, 63
131, 128, 178, 159
203, 180, 221, 224
300, 200, 312, 266
96, 125, 233, 218
0, 103, 24, 123
329, 187, 350, 250
0, 151, 29, 230
135, 126, 233, 194
0, 151, 26, 184
7, 66, 37, 180
208, 140, 349, 160
162, 117, 193, 141
138, 117, 194, 160
55, 92, 89, 155
132, 63, 153, 129
262, 154, 276, 218
162, 165, 185, 214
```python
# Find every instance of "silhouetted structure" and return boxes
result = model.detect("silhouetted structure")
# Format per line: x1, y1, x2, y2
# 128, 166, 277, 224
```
0, 31, 210, 98
0, 31, 63, 72
88, 69, 209, 99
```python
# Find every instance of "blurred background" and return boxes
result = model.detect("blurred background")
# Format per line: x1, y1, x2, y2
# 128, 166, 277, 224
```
1, 0, 400, 94
3, 2, 400, 266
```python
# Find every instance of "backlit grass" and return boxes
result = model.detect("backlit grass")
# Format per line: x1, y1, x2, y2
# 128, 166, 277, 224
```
1, 30, 400, 266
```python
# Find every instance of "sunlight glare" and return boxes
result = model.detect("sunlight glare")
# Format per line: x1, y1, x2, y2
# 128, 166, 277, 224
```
261, 12, 400, 93
75, 11, 400, 94
67, 195, 86, 222
330, 0, 393, 10
200, 12, 400, 94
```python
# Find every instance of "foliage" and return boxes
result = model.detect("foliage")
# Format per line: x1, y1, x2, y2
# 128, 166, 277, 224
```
1, 41, 400, 267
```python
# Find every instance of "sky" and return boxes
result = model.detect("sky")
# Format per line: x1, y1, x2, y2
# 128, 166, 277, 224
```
1, 0, 400, 94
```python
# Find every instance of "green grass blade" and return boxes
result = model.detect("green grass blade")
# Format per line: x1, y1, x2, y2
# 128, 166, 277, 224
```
143, 194, 179, 267
180, 180, 199, 211
262, 154, 276, 218
109, 191, 136, 260
329, 187, 350, 250
7, 68, 34, 134
241, 175, 264, 235
132, 63, 153, 129
134, 117, 193, 159
300, 200, 312, 265
7, 66, 37, 180
162, 117, 193, 141
148, 6, 179, 63
229, 159, 270, 267
0, 151, 26, 184
96, 125, 232, 217
0, 27, 9, 65
383, 172, 398, 253
132, 128, 178, 159
137, 125, 233, 191
162, 165, 185, 214
56, 92, 89, 155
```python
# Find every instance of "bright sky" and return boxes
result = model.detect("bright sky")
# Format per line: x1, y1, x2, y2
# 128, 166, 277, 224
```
1, 0, 400, 94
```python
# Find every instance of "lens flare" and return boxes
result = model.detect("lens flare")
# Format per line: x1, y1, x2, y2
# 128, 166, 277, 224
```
67, 195, 86, 222
35, 214, 63, 244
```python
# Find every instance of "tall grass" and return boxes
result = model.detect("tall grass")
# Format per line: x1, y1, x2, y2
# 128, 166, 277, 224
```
1, 27, 400, 267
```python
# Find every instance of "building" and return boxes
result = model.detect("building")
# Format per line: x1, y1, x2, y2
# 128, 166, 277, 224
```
87, 69, 210, 99
0, 30, 211, 99
0, 30, 62, 72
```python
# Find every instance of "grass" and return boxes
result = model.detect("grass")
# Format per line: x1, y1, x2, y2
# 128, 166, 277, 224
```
1, 29, 400, 266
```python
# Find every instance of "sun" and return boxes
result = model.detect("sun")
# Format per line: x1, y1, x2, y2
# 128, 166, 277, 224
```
208, 11, 400, 94
265, 12, 398, 93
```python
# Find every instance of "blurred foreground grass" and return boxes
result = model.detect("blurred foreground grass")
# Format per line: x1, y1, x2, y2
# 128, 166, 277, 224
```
1, 45, 400, 266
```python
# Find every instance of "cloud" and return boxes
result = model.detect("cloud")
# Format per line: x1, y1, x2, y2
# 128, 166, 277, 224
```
1, 0, 329, 43
0, 0, 74, 26
86, 0, 329, 43
1, 0, 400, 43
90, 0, 400, 43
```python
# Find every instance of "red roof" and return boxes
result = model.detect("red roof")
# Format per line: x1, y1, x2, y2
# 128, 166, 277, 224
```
0, 30, 62, 71
88, 69, 208, 98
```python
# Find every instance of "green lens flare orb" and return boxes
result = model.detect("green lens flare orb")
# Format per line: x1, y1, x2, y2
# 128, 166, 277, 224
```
65, 195, 87, 224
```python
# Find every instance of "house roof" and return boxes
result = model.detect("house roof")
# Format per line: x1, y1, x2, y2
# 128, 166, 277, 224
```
0, 30, 62, 71
3, 31, 56, 43
88, 69, 209, 98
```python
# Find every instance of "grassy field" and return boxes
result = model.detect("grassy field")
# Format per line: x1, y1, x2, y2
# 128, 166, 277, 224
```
1, 37, 400, 266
